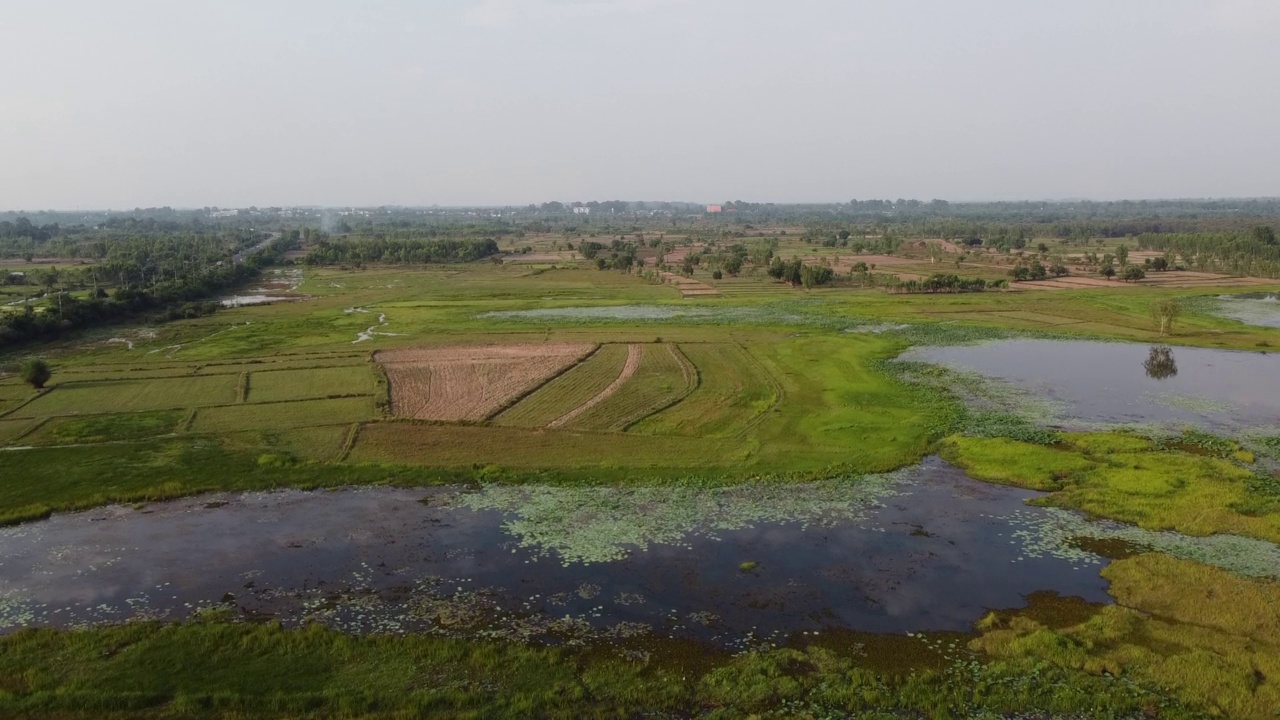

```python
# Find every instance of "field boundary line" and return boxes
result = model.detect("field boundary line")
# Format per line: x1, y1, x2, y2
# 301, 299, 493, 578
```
237, 372, 250, 402
370, 358, 392, 417
619, 343, 699, 432
10, 417, 49, 442
180, 408, 198, 432
0, 387, 52, 419
547, 344, 640, 429
337, 422, 362, 461
481, 343, 601, 423
727, 341, 785, 438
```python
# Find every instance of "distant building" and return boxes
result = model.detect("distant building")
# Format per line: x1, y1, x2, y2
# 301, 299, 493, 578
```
706, 205, 723, 213
573, 206, 590, 215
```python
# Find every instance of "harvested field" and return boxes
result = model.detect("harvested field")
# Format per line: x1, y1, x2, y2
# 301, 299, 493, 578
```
549, 344, 642, 428
501, 252, 578, 264
658, 272, 721, 298
1016, 271, 1278, 291
377, 344, 594, 422
493, 344, 630, 428
246, 366, 376, 403
562, 343, 695, 431
631, 343, 779, 437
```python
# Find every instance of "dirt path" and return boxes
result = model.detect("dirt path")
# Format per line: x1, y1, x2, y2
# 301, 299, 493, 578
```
548, 344, 642, 429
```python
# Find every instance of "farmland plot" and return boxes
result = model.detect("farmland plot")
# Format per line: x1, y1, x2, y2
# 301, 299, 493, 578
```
492, 344, 629, 427
246, 366, 375, 403
562, 344, 695, 431
377, 344, 594, 422
631, 343, 779, 437
8, 376, 237, 418
192, 397, 376, 433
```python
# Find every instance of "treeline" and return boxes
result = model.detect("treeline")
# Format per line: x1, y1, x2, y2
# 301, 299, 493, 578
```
302, 238, 500, 265
1137, 226, 1280, 277
0, 237, 292, 348
890, 274, 1006, 294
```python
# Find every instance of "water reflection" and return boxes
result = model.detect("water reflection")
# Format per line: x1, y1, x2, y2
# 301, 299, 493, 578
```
0, 459, 1112, 644
1143, 346, 1178, 380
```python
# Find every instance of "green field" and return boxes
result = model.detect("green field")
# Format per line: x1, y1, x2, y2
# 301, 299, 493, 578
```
245, 365, 376, 402
631, 342, 778, 437
563, 343, 694, 431
492, 343, 629, 427
191, 396, 377, 434
2, 257, 1280, 720
8, 376, 237, 417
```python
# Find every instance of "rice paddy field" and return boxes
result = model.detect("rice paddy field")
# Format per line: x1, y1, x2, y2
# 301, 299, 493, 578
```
3, 260, 1280, 719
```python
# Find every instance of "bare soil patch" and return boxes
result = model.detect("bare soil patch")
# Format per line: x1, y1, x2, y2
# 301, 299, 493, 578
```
377, 344, 594, 422
548, 344, 642, 428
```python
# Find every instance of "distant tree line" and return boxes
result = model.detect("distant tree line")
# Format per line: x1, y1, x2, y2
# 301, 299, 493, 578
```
303, 238, 500, 266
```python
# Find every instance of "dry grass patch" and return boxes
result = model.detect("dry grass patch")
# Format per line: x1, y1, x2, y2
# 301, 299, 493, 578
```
376, 344, 594, 422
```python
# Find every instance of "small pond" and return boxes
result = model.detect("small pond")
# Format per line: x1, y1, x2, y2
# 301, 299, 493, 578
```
901, 339, 1280, 435
0, 458, 1111, 647
1215, 292, 1280, 328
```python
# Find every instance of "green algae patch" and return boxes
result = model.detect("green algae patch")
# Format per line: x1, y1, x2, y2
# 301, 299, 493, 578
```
972, 553, 1280, 720
945, 430, 1280, 545
939, 436, 1097, 491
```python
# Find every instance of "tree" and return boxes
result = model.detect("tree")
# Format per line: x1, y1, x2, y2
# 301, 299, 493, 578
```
1116, 244, 1130, 266
1150, 298, 1182, 335
1122, 265, 1146, 282
20, 358, 51, 389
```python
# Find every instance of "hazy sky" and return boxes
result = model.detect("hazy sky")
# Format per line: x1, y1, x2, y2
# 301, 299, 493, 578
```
3, 0, 1278, 209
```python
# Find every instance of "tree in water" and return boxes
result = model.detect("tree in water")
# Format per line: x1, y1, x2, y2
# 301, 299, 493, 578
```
1150, 298, 1182, 335
1143, 346, 1178, 380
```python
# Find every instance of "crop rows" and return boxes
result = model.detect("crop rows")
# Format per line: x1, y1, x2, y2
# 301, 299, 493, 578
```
631, 343, 779, 437
493, 344, 629, 427
563, 344, 695, 431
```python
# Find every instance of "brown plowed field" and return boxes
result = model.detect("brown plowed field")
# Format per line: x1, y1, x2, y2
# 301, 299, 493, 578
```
376, 344, 594, 421
548, 344, 643, 428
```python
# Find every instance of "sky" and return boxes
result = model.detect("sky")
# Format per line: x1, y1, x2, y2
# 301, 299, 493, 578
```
3, 0, 1278, 209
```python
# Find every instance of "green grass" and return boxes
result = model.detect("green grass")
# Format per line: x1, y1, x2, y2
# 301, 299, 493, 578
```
940, 436, 1098, 491
564, 343, 694, 431
944, 431, 1280, 543
191, 397, 377, 434
0, 438, 446, 525
974, 553, 1280, 720
246, 365, 376, 403
9, 376, 236, 417
493, 344, 629, 427
0, 614, 1209, 720
25, 410, 185, 445
630, 343, 779, 437
0, 417, 37, 442
348, 421, 734, 473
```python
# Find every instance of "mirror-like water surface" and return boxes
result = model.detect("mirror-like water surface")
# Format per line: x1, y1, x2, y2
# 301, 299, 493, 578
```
902, 339, 1280, 434
0, 459, 1109, 646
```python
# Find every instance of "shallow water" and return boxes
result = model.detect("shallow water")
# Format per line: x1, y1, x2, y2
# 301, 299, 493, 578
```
220, 294, 299, 307
0, 459, 1110, 646
902, 339, 1280, 434
1215, 292, 1280, 328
